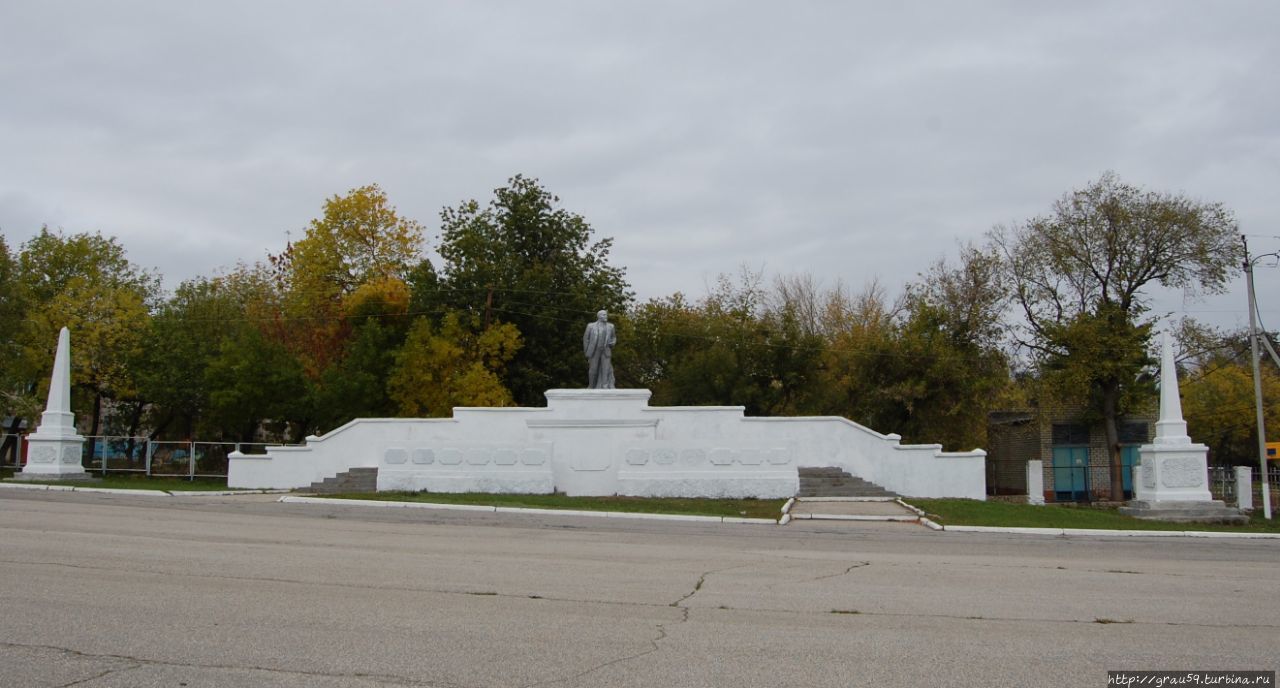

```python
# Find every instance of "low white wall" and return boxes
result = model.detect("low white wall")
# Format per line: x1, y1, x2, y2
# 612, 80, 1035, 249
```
228, 389, 986, 499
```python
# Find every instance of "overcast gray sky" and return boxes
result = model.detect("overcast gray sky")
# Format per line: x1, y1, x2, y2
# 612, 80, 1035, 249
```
2, 1, 1277, 331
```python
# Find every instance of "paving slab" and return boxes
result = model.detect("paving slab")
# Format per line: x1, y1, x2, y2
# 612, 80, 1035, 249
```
790, 498, 919, 519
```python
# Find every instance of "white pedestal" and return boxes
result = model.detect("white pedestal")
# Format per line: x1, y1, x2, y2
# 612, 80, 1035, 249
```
1133, 444, 1213, 503
16, 432, 90, 481
1121, 446, 1244, 524
1235, 466, 1254, 512
1026, 460, 1045, 506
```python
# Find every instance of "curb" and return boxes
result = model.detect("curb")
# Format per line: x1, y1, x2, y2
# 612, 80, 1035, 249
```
895, 499, 928, 517
893, 499, 1280, 539
167, 490, 290, 497
278, 495, 781, 525
0, 483, 169, 496
0, 482, 286, 497
939, 524, 1280, 539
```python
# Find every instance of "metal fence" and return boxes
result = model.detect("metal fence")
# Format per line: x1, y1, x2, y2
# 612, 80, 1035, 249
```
1, 434, 284, 480
0, 433, 23, 471
1209, 465, 1280, 505
1046, 463, 1136, 503
1209, 465, 1236, 502
991, 457, 1280, 504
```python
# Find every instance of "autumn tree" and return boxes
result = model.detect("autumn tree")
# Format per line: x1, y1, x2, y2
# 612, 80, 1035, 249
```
387, 313, 522, 417
0, 235, 25, 404
307, 278, 415, 432
992, 173, 1240, 498
889, 246, 1010, 449
13, 227, 159, 437
433, 175, 631, 404
804, 280, 1000, 449
623, 270, 823, 415
257, 184, 428, 434
1178, 325, 1280, 467
204, 327, 309, 442
270, 184, 425, 379
137, 265, 283, 441
806, 280, 900, 425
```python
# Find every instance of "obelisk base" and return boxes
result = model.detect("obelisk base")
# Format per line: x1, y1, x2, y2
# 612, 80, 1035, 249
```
14, 434, 93, 481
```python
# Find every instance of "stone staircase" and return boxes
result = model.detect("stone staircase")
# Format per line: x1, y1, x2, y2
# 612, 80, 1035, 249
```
798, 467, 899, 498
307, 467, 378, 494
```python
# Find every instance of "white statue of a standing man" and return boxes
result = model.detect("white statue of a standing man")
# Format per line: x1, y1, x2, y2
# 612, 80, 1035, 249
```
583, 310, 616, 389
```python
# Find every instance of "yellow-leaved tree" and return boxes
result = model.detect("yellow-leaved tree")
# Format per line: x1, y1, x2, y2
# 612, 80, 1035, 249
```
14, 228, 159, 437
1182, 349, 1280, 467
270, 184, 424, 379
388, 313, 522, 417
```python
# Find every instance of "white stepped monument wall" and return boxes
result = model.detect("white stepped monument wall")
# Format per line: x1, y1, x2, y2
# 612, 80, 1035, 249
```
229, 389, 986, 499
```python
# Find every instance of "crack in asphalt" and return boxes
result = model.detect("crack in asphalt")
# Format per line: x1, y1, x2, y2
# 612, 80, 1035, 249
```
7, 557, 1276, 632
517, 620, 672, 688
57, 663, 143, 688
667, 562, 755, 607
2, 641, 468, 688
0, 557, 655, 609
670, 571, 708, 607
519, 566, 721, 688
5, 555, 1274, 629
805, 560, 871, 582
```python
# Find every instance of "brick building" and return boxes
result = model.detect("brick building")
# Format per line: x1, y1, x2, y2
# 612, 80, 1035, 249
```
986, 405, 1155, 502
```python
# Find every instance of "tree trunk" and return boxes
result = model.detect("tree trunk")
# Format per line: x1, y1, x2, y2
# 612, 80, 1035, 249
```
89, 392, 102, 439
289, 420, 310, 445
149, 411, 173, 441
1101, 383, 1124, 500
124, 401, 144, 468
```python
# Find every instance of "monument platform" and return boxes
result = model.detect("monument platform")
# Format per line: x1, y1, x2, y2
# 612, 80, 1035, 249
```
1119, 500, 1249, 525
229, 389, 988, 499
10, 471, 96, 482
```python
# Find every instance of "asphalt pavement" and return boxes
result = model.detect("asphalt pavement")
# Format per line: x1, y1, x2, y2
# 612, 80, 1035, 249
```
1, 490, 1277, 687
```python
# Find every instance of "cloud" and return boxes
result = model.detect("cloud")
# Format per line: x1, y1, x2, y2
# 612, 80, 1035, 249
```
0, 1, 1276, 327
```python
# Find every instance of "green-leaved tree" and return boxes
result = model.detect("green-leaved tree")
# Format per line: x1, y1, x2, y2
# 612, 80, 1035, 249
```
433, 175, 631, 404
992, 173, 1240, 498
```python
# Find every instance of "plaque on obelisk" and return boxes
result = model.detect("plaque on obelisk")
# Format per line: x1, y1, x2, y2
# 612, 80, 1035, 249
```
14, 327, 92, 481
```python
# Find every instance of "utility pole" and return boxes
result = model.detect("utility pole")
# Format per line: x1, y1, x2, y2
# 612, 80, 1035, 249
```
1243, 235, 1272, 519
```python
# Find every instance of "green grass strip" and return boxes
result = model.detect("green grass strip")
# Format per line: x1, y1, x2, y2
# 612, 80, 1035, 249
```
325, 491, 786, 519
907, 498, 1280, 533
1, 474, 232, 492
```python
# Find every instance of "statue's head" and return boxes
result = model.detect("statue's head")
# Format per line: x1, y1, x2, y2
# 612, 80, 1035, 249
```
597, 310, 608, 323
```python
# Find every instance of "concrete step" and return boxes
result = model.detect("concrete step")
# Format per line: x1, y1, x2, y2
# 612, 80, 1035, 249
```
797, 467, 899, 498
307, 467, 378, 494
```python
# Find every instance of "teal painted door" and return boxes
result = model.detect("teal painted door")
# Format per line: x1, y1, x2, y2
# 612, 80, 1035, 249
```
1121, 446, 1139, 497
1052, 446, 1090, 501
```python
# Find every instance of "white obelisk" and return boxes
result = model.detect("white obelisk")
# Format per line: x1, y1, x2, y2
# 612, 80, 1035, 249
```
16, 327, 91, 480
1122, 330, 1242, 522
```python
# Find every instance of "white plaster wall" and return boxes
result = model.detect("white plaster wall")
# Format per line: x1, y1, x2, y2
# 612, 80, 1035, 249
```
739, 417, 986, 499
228, 389, 986, 499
